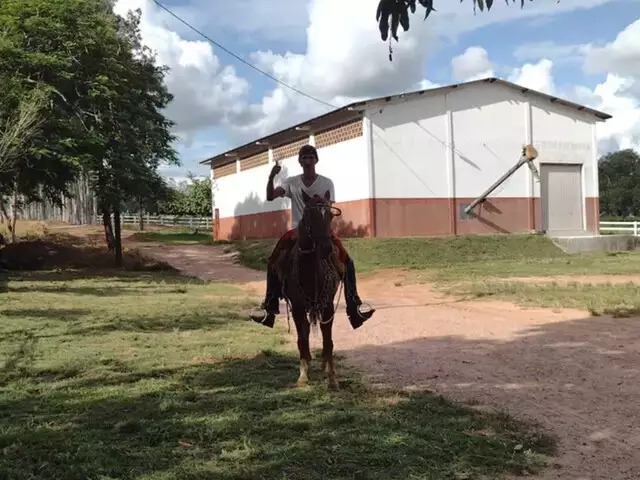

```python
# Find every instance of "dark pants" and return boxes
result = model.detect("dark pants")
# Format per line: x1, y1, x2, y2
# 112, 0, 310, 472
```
256, 255, 369, 329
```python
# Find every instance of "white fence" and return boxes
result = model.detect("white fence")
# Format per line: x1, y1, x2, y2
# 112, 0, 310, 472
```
99, 213, 212, 229
599, 221, 640, 236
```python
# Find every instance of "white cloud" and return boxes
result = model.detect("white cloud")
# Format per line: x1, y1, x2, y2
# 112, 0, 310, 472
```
451, 46, 494, 81
416, 78, 442, 90
230, 0, 439, 139
508, 58, 555, 94
583, 18, 640, 77
241, 0, 623, 141
113, 0, 251, 145
506, 19, 640, 155
113, 0, 634, 177
572, 19, 640, 153
114, 0, 441, 147
571, 75, 640, 154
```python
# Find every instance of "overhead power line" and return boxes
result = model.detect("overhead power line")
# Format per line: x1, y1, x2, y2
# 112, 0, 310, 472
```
149, 0, 337, 110
149, 0, 443, 194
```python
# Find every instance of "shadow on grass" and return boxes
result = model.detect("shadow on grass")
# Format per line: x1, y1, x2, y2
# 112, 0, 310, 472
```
0, 308, 93, 320
3, 301, 254, 340
6, 281, 196, 296
5, 269, 207, 293
0, 351, 553, 480
2, 309, 242, 336
66, 308, 253, 336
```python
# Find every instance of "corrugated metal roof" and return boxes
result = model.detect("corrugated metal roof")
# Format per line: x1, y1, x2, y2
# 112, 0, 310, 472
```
201, 77, 611, 167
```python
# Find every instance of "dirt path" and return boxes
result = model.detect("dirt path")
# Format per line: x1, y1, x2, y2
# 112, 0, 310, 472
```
126, 240, 640, 480
132, 241, 264, 285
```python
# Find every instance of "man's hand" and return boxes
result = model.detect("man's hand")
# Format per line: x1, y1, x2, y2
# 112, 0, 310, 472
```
267, 163, 285, 201
269, 163, 281, 178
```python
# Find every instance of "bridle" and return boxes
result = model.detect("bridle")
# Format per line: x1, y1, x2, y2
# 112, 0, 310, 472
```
297, 201, 342, 254
287, 199, 344, 327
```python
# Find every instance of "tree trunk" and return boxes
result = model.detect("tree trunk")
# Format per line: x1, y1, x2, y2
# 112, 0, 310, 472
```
10, 181, 18, 243
102, 209, 115, 251
113, 207, 122, 267
138, 196, 144, 231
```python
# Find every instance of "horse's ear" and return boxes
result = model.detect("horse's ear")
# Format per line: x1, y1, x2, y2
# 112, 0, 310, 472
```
301, 189, 311, 204
323, 190, 331, 201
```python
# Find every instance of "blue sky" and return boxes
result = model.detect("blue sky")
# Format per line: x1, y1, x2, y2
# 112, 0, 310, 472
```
433, 0, 638, 84
116, 0, 640, 180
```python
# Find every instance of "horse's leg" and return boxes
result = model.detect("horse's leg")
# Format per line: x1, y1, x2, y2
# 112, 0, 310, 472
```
293, 306, 311, 387
320, 305, 338, 391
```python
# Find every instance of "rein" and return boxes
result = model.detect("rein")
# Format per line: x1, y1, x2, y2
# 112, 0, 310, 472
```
285, 200, 344, 328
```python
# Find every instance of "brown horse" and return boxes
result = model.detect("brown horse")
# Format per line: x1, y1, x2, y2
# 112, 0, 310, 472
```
280, 189, 343, 390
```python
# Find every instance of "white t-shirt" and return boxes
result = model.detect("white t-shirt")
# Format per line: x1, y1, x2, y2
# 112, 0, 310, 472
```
280, 174, 335, 229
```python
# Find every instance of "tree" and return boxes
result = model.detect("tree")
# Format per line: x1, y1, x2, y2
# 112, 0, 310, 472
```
121, 171, 173, 214
0, 0, 107, 237
177, 175, 212, 218
85, 6, 178, 265
376, 0, 536, 60
161, 174, 212, 218
598, 149, 640, 218
0, 25, 80, 238
0, 84, 49, 241
0, 87, 47, 178
0, 0, 179, 265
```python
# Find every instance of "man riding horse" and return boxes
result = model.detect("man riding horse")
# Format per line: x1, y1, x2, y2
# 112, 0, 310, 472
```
249, 144, 375, 329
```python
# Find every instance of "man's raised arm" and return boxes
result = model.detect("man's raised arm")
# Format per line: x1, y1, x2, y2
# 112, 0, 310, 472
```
266, 164, 287, 201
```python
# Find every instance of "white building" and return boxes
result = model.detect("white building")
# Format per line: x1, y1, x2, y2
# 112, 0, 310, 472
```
200, 77, 610, 240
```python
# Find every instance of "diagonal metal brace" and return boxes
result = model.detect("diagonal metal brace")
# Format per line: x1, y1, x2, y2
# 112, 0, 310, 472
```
464, 144, 539, 215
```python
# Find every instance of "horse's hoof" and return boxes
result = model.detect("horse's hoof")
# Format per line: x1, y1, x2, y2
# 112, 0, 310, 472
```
328, 379, 339, 391
297, 378, 309, 388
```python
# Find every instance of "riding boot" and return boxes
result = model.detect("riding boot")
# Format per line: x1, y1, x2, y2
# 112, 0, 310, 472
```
343, 256, 375, 329
249, 265, 281, 328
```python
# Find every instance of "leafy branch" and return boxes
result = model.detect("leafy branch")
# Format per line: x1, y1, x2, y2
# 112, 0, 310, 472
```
0, 87, 48, 175
376, 0, 538, 60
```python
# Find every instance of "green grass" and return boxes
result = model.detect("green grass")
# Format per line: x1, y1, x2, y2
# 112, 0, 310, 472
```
231, 234, 640, 279
450, 280, 640, 318
128, 230, 218, 245
0, 270, 555, 479
432, 250, 640, 282
232, 234, 567, 273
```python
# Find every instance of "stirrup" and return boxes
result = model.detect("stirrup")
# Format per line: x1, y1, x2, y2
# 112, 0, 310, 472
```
249, 306, 268, 323
357, 302, 374, 316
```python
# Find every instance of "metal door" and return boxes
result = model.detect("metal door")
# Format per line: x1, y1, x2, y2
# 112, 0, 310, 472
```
540, 164, 584, 233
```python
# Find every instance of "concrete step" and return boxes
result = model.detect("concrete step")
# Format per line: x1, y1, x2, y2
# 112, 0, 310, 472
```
549, 234, 639, 254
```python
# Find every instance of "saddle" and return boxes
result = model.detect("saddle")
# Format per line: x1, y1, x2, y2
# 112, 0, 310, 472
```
271, 235, 345, 284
